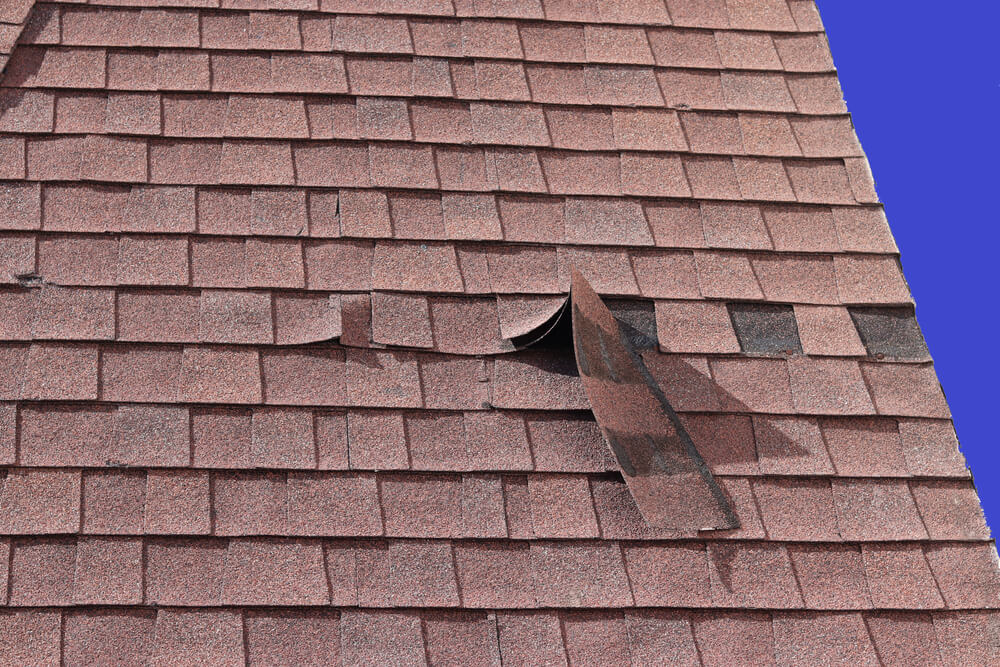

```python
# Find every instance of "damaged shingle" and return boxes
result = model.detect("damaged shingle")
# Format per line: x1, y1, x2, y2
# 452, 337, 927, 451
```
514, 301, 573, 350
509, 298, 657, 352
849, 307, 929, 359
728, 303, 802, 354
571, 270, 738, 531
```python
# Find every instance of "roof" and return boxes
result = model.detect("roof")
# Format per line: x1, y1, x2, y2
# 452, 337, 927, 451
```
0, 0, 997, 664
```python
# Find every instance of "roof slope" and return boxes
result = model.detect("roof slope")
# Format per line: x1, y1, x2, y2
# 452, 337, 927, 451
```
0, 0, 997, 664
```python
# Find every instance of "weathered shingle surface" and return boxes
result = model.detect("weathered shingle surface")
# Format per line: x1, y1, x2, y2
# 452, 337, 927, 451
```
0, 0, 997, 664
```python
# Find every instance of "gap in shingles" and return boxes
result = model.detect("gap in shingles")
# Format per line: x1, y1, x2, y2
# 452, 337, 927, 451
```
727, 303, 803, 354
606, 299, 658, 350
511, 300, 574, 351
849, 306, 929, 359
515, 298, 659, 352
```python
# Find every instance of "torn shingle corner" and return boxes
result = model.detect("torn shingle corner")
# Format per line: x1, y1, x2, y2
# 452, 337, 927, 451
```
502, 295, 570, 350
570, 268, 738, 531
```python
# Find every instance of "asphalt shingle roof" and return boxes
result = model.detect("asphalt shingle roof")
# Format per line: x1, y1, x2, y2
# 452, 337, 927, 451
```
0, 0, 997, 664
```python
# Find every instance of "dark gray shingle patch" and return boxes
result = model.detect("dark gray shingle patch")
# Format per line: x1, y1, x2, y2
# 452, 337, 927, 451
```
607, 299, 658, 349
849, 307, 930, 359
728, 303, 802, 354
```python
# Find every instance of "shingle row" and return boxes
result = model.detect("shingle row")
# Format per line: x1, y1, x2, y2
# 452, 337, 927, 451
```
5, 141, 875, 207
1, 535, 997, 610
6, 44, 849, 112
1, 244, 908, 312
8, 1, 827, 28
36, 6, 834, 72
0, 184, 897, 254
5, 606, 997, 667
0, 466, 987, 541
503, 350, 951, 418
659, 300, 928, 358
0, 343, 486, 408
17, 0, 828, 43
4, 93, 864, 160
0, 402, 970, 477
0, 286, 340, 344
0, 285, 569, 350
0, 287, 926, 363
0, 407, 601, 471
0, 342, 952, 417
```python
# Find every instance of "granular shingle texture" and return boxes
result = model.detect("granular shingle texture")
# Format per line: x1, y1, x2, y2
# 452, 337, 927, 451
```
0, 0, 996, 664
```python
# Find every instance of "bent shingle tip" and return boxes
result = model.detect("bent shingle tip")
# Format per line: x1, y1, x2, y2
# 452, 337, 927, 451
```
570, 267, 739, 531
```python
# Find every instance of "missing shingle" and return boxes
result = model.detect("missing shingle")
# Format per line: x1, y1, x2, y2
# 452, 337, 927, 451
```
606, 299, 658, 350
849, 307, 929, 359
728, 303, 802, 354
523, 298, 658, 351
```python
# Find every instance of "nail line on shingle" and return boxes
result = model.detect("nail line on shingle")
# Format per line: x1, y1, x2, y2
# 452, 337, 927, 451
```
4, 399, 949, 418
3, 605, 983, 615
2, 536, 994, 551
0, 466, 976, 484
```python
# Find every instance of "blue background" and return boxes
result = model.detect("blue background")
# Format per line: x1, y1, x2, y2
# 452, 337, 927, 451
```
818, 2, 999, 532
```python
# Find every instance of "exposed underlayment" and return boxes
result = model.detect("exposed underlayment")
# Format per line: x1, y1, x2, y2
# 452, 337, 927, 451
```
0, 0, 997, 664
